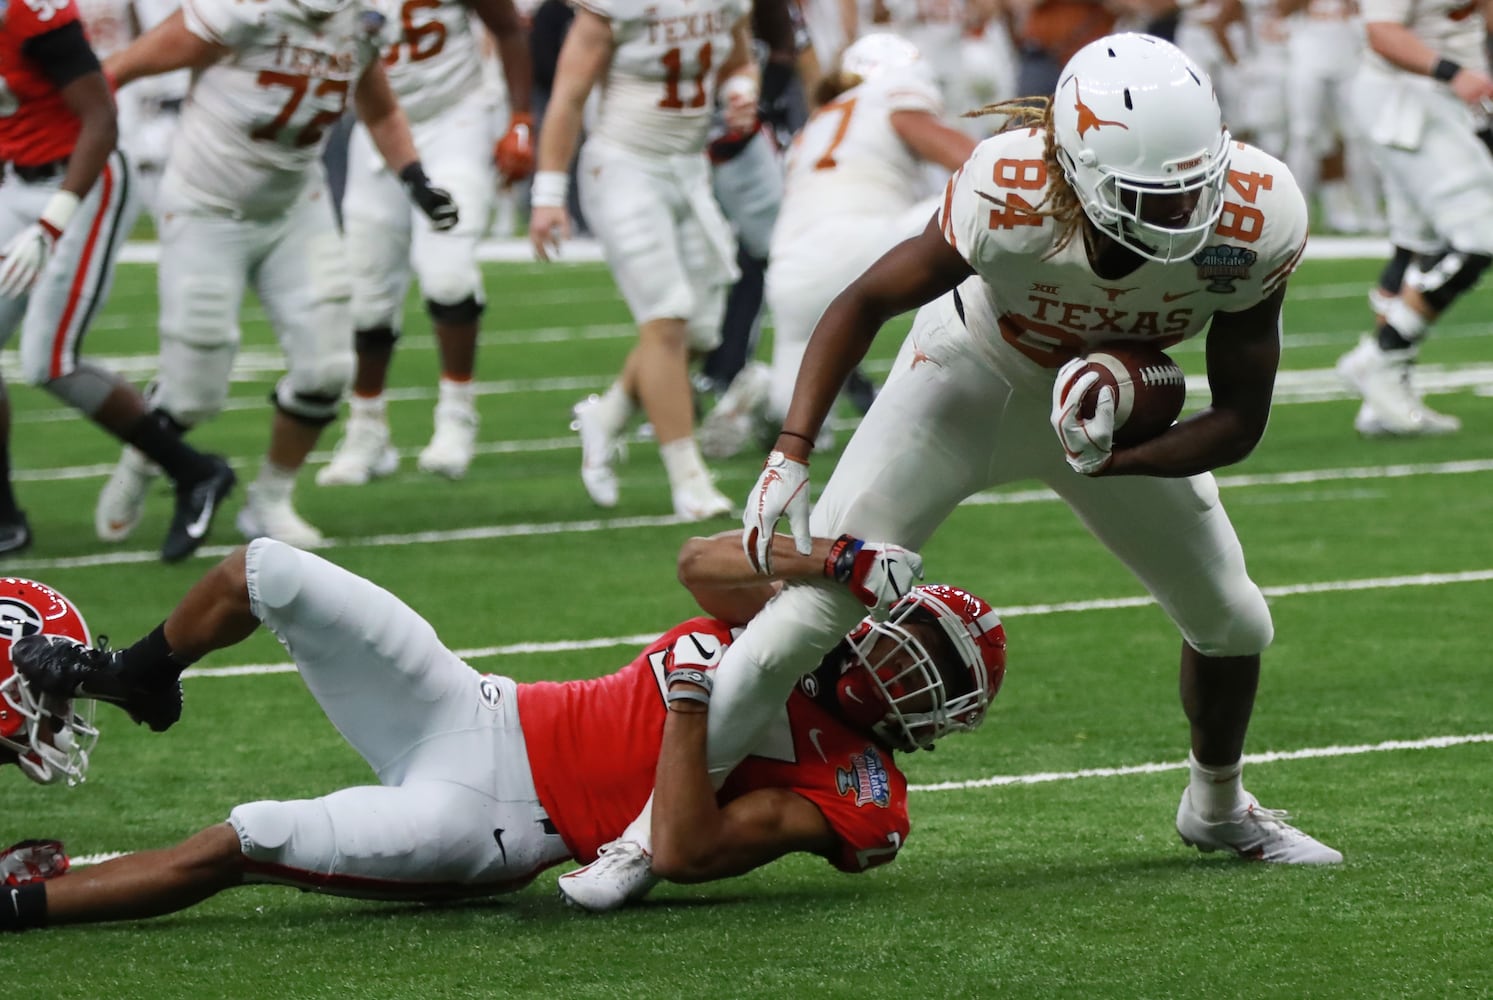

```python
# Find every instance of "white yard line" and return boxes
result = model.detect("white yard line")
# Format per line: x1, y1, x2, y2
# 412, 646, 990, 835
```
70, 730, 1493, 866
9, 457, 1493, 571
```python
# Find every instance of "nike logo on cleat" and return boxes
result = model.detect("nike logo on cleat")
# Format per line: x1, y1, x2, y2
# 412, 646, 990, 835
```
185, 496, 216, 539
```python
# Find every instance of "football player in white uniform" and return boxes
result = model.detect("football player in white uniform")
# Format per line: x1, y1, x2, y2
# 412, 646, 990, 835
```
93, 0, 459, 548
529, 0, 758, 520
317, 0, 534, 486
564, 34, 1340, 908
1334, 0, 1493, 435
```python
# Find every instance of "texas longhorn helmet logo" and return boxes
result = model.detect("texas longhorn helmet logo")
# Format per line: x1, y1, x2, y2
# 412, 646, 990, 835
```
1073, 80, 1128, 138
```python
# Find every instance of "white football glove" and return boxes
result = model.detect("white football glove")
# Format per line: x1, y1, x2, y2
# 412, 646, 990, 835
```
0, 191, 78, 299
825, 535, 925, 612
743, 450, 811, 574
0, 839, 70, 886
1051, 359, 1116, 476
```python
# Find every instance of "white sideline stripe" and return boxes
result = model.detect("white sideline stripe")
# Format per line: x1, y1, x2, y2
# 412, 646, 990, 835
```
171, 566, 1493, 681
11, 458, 1493, 571
113, 235, 1393, 266
905, 733, 1493, 792
70, 731, 1493, 867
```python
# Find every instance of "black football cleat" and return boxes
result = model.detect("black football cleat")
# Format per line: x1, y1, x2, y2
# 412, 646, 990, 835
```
10, 634, 182, 732
162, 456, 236, 564
0, 512, 32, 557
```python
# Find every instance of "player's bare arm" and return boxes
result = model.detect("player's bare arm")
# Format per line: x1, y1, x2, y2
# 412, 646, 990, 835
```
715, 16, 760, 130
890, 110, 978, 172
468, 0, 533, 113
529, 8, 613, 260
353, 61, 419, 172
1363, 21, 1493, 106
774, 216, 974, 461
681, 531, 925, 624
1103, 285, 1285, 478
103, 9, 227, 86
651, 695, 835, 883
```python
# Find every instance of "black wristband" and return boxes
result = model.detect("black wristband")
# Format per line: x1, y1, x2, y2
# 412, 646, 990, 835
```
398, 161, 430, 189
1432, 58, 1461, 83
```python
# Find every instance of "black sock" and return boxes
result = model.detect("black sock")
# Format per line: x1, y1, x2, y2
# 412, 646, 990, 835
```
0, 438, 20, 522
122, 410, 213, 485
120, 622, 198, 686
1376, 320, 1415, 352
0, 882, 48, 932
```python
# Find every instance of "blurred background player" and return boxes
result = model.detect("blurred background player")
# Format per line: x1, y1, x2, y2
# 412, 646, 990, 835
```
702, 34, 977, 458
530, 0, 758, 520
91, 0, 459, 549
0, 578, 98, 787
1335, 0, 1493, 435
4, 531, 998, 928
0, 0, 234, 561
317, 0, 535, 486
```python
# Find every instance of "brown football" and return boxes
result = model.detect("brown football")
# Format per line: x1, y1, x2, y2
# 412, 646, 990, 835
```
1069, 342, 1188, 447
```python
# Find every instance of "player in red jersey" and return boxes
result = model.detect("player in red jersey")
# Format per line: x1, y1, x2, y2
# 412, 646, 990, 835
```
1, 532, 1002, 931
0, 0, 234, 561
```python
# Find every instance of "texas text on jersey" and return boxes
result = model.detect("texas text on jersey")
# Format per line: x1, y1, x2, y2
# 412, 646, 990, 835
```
517, 617, 912, 872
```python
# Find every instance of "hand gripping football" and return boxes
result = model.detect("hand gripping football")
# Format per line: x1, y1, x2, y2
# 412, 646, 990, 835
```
1068, 342, 1188, 446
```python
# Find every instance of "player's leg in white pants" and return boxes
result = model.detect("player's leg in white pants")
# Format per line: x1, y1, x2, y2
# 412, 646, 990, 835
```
230, 539, 570, 894
239, 184, 355, 546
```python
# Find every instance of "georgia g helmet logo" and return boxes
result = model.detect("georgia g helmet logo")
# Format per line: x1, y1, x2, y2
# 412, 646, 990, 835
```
1073, 80, 1128, 138
0, 598, 44, 642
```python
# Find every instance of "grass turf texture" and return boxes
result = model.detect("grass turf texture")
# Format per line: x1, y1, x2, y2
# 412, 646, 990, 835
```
3, 254, 1491, 999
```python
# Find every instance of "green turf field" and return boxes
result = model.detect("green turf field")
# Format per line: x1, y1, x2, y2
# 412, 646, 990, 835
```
3, 252, 1491, 998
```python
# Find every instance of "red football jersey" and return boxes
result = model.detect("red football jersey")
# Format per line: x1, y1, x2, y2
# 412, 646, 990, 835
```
0, 0, 86, 164
517, 617, 911, 873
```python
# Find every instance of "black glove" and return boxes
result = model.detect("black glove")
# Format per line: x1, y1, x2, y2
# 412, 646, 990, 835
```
399, 161, 459, 232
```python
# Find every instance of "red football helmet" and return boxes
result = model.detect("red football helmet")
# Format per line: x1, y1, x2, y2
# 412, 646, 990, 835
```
834, 584, 1007, 752
0, 578, 98, 785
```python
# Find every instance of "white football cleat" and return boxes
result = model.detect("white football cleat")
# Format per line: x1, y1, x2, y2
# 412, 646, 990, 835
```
571, 395, 624, 508
672, 475, 733, 522
1176, 788, 1342, 864
235, 486, 326, 549
557, 839, 658, 913
1336, 335, 1461, 436
698, 361, 771, 460
316, 414, 399, 487
95, 447, 161, 542
417, 401, 478, 480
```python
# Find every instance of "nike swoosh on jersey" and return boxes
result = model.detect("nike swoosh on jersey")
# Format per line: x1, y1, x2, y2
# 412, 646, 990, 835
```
807, 728, 828, 762
1162, 289, 1200, 302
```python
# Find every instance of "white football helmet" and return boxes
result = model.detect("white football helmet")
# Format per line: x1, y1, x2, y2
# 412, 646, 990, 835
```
1051, 33, 1231, 263
840, 33, 925, 83
0, 579, 98, 786
834, 585, 1007, 752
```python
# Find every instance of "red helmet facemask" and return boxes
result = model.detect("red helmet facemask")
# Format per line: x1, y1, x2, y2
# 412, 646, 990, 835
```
0, 578, 98, 785
834, 585, 1007, 752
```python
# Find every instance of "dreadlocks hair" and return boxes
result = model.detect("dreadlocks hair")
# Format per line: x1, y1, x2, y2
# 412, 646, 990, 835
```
963, 96, 1086, 258
813, 68, 864, 108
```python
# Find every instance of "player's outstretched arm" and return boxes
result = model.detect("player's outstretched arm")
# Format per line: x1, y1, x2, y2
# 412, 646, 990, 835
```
10, 824, 246, 931
104, 10, 227, 88
650, 677, 835, 884
1104, 285, 1285, 478
679, 530, 923, 624
529, 9, 612, 260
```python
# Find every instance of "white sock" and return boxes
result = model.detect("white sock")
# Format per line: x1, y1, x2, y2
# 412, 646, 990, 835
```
1187, 752, 1247, 820
620, 794, 654, 852
437, 377, 475, 409
659, 437, 710, 494
252, 460, 299, 505
349, 394, 386, 422
593, 381, 635, 435
1383, 297, 1429, 346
